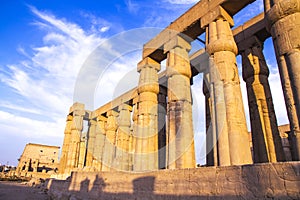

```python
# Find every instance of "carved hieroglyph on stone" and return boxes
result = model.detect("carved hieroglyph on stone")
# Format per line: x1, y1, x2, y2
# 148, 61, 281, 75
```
265, 0, 300, 160
241, 37, 285, 163
205, 8, 253, 166
164, 35, 196, 169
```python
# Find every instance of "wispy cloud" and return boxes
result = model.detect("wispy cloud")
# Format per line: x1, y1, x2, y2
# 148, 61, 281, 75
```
125, 0, 140, 14
0, 6, 105, 143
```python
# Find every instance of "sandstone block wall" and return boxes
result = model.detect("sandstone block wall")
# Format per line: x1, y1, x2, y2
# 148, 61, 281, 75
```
47, 162, 300, 199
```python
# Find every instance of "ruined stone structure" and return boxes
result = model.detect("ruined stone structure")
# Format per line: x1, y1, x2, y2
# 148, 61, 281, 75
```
16, 143, 60, 178
55, 0, 300, 196
57, 0, 300, 175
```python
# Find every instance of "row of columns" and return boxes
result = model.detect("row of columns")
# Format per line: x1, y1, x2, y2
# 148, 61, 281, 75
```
59, 0, 300, 175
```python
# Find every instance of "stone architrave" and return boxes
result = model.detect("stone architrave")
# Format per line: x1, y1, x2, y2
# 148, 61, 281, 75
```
206, 12, 253, 166
241, 36, 285, 163
135, 57, 160, 171
85, 119, 97, 167
164, 35, 196, 169
115, 104, 132, 171
58, 115, 73, 174
265, 0, 300, 160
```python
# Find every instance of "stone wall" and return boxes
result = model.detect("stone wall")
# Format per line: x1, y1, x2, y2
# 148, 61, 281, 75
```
47, 162, 300, 199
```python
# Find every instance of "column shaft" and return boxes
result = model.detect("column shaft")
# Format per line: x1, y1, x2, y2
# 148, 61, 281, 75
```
93, 116, 107, 171
265, 0, 300, 160
206, 18, 253, 165
115, 104, 132, 171
242, 38, 285, 163
59, 115, 73, 174
135, 57, 160, 171
165, 36, 196, 169
85, 119, 97, 167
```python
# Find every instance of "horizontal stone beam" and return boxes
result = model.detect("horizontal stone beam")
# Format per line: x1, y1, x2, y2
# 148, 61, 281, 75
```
143, 0, 256, 62
93, 12, 268, 117
233, 12, 270, 51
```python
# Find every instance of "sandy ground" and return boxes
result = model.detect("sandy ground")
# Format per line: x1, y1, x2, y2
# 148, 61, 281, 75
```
0, 181, 50, 200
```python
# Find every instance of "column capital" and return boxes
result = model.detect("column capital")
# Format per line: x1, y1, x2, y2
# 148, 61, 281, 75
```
164, 35, 191, 54
118, 103, 133, 112
97, 115, 107, 122
265, 0, 300, 28
106, 110, 119, 117
137, 57, 160, 72
201, 5, 234, 29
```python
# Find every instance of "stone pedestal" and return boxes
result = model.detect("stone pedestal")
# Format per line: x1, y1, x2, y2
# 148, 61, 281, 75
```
265, 0, 300, 160
165, 36, 196, 169
241, 37, 285, 163
206, 16, 253, 166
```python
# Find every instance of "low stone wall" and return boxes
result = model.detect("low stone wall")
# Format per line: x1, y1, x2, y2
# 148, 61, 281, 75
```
47, 162, 300, 199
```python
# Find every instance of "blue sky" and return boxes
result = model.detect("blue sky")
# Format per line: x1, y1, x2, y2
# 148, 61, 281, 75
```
0, 0, 288, 166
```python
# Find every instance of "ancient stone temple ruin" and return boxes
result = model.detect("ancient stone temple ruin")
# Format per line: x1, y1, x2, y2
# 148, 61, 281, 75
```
49, 0, 300, 198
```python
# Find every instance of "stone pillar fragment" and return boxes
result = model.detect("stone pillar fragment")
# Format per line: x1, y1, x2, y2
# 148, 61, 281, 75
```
115, 104, 132, 171
58, 115, 73, 174
103, 110, 118, 171
241, 37, 285, 163
206, 16, 253, 165
135, 57, 160, 171
66, 108, 85, 172
265, 0, 300, 160
165, 36, 196, 169
85, 119, 97, 167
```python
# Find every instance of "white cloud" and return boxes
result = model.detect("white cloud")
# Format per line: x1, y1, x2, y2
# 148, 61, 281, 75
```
125, 0, 140, 14
0, 6, 105, 143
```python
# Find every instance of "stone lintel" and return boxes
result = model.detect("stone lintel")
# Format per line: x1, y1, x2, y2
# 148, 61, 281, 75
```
190, 48, 209, 74
69, 102, 85, 114
163, 35, 191, 54
200, 5, 234, 29
137, 57, 161, 72
143, 0, 255, 62
233, 13, 270, 52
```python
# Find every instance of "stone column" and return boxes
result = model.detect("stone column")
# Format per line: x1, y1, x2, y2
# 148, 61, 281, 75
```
85, 119, 97, 167
103, 110, 118, 171
131, 96, 138, 171
165, 35, 196, 169
78, 129, 87, 169
241, 37, 285, 163
158, 88, 167, 169
135, 57, 160, 171
92, 116, 107, 171
206, 15, 253, 165
265, 0, 300, 160
58, 115, 73, 174
66, 110, 84, 171
115, 103, 132, 171
203, 80, 214, 166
